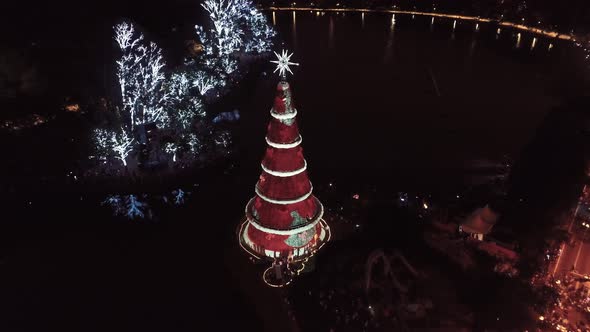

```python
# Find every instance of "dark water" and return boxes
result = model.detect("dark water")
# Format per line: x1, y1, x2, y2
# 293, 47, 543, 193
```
236, 10, 590, 193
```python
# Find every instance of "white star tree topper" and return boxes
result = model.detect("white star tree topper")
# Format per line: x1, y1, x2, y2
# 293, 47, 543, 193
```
270, 49, 299, 79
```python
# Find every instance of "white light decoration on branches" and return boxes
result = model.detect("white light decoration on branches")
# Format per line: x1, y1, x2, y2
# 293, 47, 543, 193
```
115, 22, 141, 127
167, 72, 205, 131
94, 128, 134, 167
103, 195, 125, 216
164, 142, 179, 162
270, 49, 299, 79
192, 71, 215, 95
221, 56, 238, 75
197, 0, 243, 58
214, 131, 232, 148
94, 9, 274, 173
195, 0, 276, 61
187, 133, 203, 154
114, 22, 169, 129
243, 9, 276, 53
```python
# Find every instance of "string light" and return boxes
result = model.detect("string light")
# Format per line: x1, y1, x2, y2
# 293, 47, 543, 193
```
261, 160, 307, 177
246, 202, 324, 236
265, 135, 302, 149
255, 185, 313, 205
270, 108, 298, 120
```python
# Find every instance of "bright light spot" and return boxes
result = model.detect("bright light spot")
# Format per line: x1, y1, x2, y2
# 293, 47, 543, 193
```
556, 279, 561, 284
271, 49, 299, 78
423, 203, 429, 209
539, 316, 545, 321
65, 103, 80, 112
353, 194, 360, 200
355, 224, 360, 228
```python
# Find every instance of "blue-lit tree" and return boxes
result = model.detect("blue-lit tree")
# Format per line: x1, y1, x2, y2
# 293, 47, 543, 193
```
103, 194, 151, 219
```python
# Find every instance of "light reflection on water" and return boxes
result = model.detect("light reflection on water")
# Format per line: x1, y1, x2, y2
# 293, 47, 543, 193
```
292, 11, 297, 48
384, 14, 395, 64
284, 11, 555, 61
264, 10, 586, 183
361, 12, 365, 29
328, 15, 334, 49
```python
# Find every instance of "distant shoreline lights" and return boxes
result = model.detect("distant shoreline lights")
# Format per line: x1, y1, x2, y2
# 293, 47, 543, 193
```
266, 7, 576, 42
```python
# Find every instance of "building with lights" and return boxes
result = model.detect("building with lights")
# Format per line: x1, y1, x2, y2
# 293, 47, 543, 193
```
238, 55, 330, 286
459, 204, 499, 241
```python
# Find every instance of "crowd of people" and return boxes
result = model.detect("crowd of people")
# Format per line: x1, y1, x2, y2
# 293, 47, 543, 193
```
541, 274, 590, 332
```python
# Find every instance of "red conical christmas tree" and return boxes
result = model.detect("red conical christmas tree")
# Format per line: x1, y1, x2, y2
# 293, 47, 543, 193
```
238, 51, 330, 286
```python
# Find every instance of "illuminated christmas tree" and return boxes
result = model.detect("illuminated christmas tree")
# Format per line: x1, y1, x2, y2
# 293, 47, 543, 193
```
238, 50, 330, 287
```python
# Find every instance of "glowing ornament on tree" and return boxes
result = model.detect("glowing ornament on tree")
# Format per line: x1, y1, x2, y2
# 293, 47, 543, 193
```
270, 49, 299, 79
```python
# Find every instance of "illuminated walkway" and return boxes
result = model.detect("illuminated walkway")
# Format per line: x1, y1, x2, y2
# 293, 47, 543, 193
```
267, 7, 576, 42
